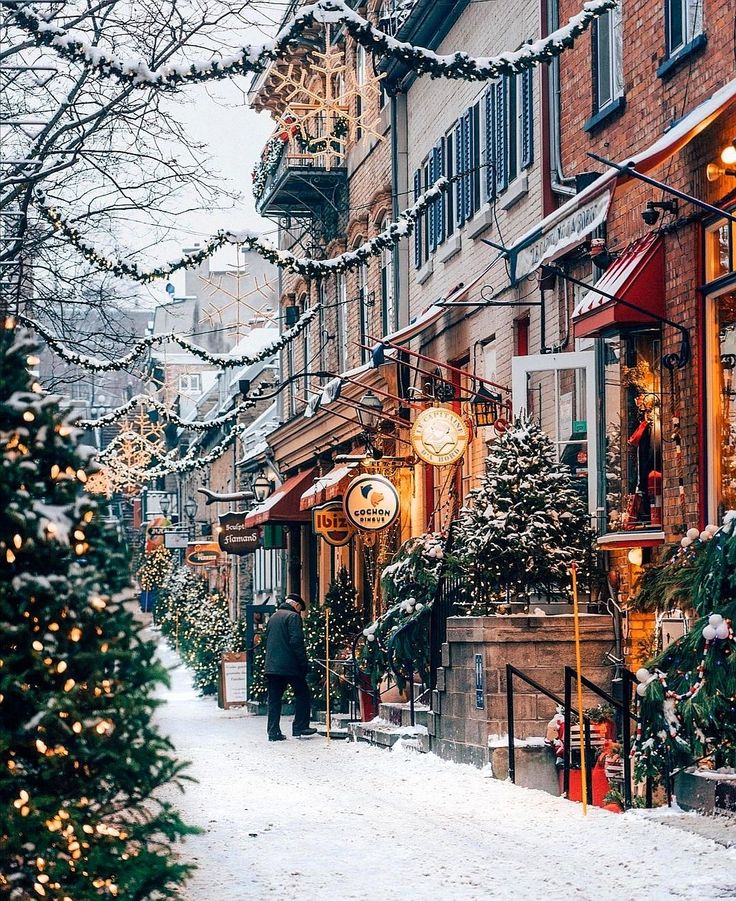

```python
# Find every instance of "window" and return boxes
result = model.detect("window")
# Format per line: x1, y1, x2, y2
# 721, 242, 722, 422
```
514, 316, 529, 356
336, 273, 348, 370
602, 331, 663, 533
178, 373, 201, 393
666, 0, 704, 58
380, 219, 395, 334
454, 106, 479, 227
288, 341, 297, 416
355, 45, 367, 140
484, 70, 533, 198
301, 293, 310, 394
592, 4, 624, 117
358, 262, 370, 361
445, 129, 454, 238
413, 169, 423, 269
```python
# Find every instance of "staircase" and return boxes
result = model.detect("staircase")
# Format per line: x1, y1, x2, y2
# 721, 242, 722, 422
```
347, 701, 430, 752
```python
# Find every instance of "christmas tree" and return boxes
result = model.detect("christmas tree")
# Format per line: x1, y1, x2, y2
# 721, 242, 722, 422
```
453, 414, 596, 611
303, 568, 361, 711
0, 325, 194, 898
634, 519, 736, 779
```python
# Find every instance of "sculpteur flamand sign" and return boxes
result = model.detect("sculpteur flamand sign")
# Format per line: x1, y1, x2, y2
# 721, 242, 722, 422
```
217, 511, 261, 556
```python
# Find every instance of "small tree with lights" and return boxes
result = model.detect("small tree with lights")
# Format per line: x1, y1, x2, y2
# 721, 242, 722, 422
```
303, 567, 361, 711
0, 326, 193, 898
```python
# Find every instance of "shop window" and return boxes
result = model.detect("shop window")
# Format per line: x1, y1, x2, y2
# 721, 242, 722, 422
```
709, 292, 736, 521
705, 218, 735, 283
602, 330, 663, 533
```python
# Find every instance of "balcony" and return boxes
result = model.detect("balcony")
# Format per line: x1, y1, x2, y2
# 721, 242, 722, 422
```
255, 148, 347, 218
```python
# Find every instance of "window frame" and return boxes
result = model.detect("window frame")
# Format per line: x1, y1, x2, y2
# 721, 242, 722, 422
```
586, 4, 625, 130
178, 372, 201, 393
379, 217, 395, 335
336, 272, 348, 371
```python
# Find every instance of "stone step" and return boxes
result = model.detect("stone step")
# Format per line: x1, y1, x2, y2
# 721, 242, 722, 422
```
313, 710, 357, 727
378, 701, 430, 729
314, 726, 352, 740
348, 716, 430, 753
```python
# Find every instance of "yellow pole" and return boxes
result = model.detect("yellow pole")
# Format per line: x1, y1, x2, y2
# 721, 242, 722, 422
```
325, 607, 331, 741
571, 563, 588, 815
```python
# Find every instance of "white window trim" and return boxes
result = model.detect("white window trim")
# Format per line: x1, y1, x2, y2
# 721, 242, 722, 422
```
512, 351, 599, 521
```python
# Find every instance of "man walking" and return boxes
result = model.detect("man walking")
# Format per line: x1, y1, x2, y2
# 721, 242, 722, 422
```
264, 594, 317, 741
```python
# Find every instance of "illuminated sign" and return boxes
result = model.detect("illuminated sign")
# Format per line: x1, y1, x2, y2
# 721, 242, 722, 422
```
411, 407, 469, 466
312, 501, 354, 546
343, 474, 400, 532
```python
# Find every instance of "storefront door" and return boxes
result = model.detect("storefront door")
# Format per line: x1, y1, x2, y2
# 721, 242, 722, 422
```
511, 352, 599, 521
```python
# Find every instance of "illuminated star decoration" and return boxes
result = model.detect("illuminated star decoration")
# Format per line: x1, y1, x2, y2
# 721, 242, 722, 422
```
198, 263, 278, 341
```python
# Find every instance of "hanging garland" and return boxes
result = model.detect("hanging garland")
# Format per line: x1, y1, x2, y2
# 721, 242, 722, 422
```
15, 306, 317, 373
3, 0, 616, 89
252, 133, 289, 202
34, 178, 448, 282
77, 393, 256, 431
102, 422, 249, 484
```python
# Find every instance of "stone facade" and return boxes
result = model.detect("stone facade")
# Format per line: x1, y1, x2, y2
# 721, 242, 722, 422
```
431, 614, 615, 767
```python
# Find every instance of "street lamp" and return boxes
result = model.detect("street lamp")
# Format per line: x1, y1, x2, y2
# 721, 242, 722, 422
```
159, 494, 171, 516
184, 497, 197, 521
253, 473, 273, 503
357, 390, 383, 430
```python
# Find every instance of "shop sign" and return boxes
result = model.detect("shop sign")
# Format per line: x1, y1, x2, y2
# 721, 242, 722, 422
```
185, 542, 222, 567
219, 652, 247, 709
343, 474, 400, 532
312, 501, 354, 546
218, 511, 261, 556
475, 654, 484, 709
510, 189, 612, 283
163, 530, 189, 550
411, 407, 469, 466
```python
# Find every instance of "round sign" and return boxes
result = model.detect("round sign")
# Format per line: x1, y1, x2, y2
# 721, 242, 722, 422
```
411, 407, 469, 466
343, 474, 400, 532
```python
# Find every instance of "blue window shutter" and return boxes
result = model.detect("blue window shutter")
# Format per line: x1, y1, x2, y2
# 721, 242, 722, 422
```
484, 88, 495, 200
428, 152, 437, 252
494, 80, 507, 194
413, 169, 422, 269
454, 118, 465, 228
462, 108, 473, 220
521, 69, 534, 169
435, 140, 445, 244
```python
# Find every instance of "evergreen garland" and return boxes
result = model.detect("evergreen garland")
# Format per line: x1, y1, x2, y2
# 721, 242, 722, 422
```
302, 568, 361, 711
452, 414, 597, 612
359, 533, 454, 689
5, 0, 616, 90
633, 518, 736, 780
34, 178, 448, 282
0, 326, 194, 898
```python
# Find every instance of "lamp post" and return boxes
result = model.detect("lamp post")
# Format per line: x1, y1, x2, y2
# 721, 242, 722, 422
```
159, 494, 171, 517
184, 497, 197, 538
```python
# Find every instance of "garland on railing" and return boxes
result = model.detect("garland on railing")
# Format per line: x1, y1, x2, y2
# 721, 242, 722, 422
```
34, 178, 448, 280
15, 307, 317, 372
77, 394, 256, 430
3, 0, 616, 89
252, 134, 288, 202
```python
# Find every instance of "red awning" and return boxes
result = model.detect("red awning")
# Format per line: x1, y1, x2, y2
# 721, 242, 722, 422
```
572, 234, 665, 337
243, 468, 316, 527
299, 464, 357, 511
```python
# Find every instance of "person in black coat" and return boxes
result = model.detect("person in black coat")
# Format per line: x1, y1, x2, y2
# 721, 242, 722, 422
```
264, 594, 317, 740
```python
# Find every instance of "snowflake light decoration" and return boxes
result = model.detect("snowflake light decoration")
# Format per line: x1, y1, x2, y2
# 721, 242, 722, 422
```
198, 263, 277, 341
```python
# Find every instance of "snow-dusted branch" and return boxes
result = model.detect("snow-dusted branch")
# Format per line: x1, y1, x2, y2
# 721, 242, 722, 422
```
3, 0, 617, 89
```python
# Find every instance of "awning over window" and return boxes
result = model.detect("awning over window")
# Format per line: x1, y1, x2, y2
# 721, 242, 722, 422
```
243, 468, 316, 527
299, 464, 357, 511
572, 234, 665, 338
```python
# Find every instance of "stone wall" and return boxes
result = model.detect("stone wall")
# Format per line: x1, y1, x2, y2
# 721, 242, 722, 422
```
431, 614, 615, 767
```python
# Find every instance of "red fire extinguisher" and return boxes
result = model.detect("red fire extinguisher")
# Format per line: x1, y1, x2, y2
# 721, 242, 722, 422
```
648, 470, 663, 527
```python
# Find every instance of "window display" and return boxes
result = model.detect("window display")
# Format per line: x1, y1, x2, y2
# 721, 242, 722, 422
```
603, 331, 662, 532
712, 292, 736, 520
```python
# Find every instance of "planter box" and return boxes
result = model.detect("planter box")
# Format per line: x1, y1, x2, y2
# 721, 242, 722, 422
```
675, 770, 736, 815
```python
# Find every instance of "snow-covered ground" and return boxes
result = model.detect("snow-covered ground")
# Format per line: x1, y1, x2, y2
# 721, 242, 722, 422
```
153, 643, 736, 901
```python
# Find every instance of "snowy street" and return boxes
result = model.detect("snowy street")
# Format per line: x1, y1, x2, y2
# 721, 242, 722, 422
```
154, 643, 736, 901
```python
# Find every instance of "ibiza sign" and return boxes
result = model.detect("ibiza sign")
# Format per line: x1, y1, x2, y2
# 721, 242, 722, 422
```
312, 501, 354, 547
218, 511, 261, 556
411, 407, 469, 466
343, 474, 400, 532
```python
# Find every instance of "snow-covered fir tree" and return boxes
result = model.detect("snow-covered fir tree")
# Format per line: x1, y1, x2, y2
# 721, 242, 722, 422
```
0, 326, 193, 898
454, 415, 596, 611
